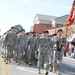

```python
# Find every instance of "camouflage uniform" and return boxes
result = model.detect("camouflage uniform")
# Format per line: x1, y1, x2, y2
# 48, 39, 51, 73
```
37, 36, 53, 73
17, 34, 27, 64
4, 31, 17, 63
0, 35, 6, 58
27, 36, 37, 64
53, 36, 66, 73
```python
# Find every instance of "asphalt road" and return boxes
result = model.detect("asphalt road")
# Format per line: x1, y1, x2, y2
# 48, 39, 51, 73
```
0, 56, 75, 75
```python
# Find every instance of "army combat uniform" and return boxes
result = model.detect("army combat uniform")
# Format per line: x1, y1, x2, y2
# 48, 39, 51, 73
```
17, 33, 27, 65
37, 36, 53, 74
4, 31, 17, 64
53, 35, 66, 74
26, 36, 37, 65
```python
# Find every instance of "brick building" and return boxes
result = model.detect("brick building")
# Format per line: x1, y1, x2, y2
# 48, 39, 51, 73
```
30, 14, 69, 33
30, 14, 57, 33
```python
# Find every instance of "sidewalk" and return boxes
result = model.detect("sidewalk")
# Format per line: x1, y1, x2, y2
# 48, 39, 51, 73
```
63, 52, 75, 61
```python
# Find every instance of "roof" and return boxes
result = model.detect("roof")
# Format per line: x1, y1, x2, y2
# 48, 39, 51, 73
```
33, 14, 57, 24
38, 14, 57, 20
67, 34, 75, 42
54, 14, 69, 22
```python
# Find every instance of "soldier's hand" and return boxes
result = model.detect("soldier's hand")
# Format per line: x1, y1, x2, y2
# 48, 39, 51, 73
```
25, 48, 28, 51
2, 45, 4, 48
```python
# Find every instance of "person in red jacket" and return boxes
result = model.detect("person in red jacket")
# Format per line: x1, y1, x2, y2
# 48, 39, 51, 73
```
65, 0, 75, 26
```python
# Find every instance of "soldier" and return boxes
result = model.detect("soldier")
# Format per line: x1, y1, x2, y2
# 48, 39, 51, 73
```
2, 33, 8, 62
17, 29, 28, 65
26, 32, 37, 65
53, 29, 66, 74
49, 33, 57, 72
4, 27, 17, 64
13, 30, 21, 63
37, 31, 53, 75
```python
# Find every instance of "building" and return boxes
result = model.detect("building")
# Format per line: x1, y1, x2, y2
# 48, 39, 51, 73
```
51, 14, 69, 28
30, 14, 69, 33
30, 14, 57, 33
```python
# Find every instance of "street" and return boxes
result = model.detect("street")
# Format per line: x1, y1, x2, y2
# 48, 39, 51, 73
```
0, 56, 75, 75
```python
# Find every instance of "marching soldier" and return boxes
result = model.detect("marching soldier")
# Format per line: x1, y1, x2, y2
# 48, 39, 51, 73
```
4, 27, 17, 64
26, 32, 37, 65
48, 33, 57, 72
53, 29, 66, 74
13, 30, 21, 63
17, 29, 28, 65
37, 31, 53, 75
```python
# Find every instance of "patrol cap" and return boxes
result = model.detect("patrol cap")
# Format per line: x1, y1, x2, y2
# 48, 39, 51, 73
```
58, 29, 63, 32
42, 30, 49, 33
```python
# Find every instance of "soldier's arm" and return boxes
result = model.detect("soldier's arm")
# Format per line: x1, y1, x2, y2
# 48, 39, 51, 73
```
16, 35, 20, 46
4, 33, 8, 45
63, 38, 66, 46
48, 38, 54, 56
14, 34, 17, 45
35, 36, 40, 50
14, 34, 18, 48
26, 37, 30, 49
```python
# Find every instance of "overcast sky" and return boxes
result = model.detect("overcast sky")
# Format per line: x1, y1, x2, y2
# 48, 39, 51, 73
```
0, 0, 74, 35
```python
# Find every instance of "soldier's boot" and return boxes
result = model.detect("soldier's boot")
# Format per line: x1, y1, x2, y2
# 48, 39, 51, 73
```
49, 64, 53, 72
53, 65, 56, 73
25, 59, 29, 64
6, 60, 9, 64
8, 57, 11, 63
4, 58, 6, 62
28, 60, 32, 66
38, 68, 40, 74
15, 59, 18, 63
57, 64, 60, 74
17, 60, 21, 65
44, 70, 48, 75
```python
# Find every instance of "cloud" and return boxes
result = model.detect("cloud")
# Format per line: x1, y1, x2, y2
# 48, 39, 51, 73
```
44, 3, 71, 9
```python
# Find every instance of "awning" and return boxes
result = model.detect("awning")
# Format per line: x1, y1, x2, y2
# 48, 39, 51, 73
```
67, 34, 75, 42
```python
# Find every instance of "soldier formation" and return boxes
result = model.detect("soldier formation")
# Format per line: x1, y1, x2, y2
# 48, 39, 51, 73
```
0, 27, 66, 75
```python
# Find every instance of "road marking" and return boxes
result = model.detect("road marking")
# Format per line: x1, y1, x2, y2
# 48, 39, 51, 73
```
1, 58, 6, 75
6, 64, 12, 75
1, 58, 12, 75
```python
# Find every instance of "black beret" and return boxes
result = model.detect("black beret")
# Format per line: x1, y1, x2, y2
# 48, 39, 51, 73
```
18, 30, 21, 33
11, 26, 15, 29
43, 30, 49, 33
33, 32, 36, 34
29, 31, 33, 33
58, 29, 63, 32
53, 33, 57, 36
20, 29, 25, 32
26, 32, 29, 35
